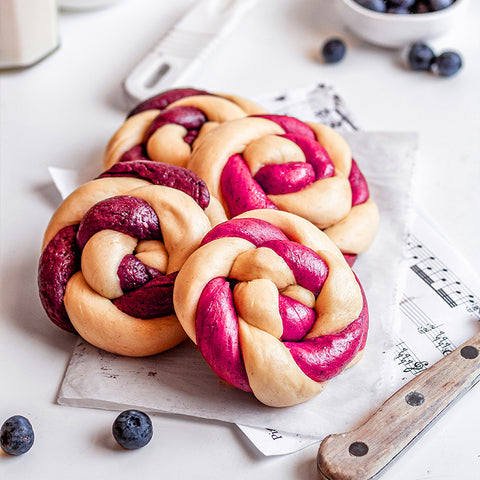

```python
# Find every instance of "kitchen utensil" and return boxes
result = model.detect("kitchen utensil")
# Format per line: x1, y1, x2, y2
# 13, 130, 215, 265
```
317, 328, 480, 479
123, 0, 258, 102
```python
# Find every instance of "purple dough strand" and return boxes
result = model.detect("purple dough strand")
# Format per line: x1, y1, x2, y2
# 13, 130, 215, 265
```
254, 114, 316, 138
98, 160, 210, 210
349, 159, 370, 206
220, 154, 278, 217
38, 225, 81, 333
260, 239, 328, 296
119, 144, 149, 163
112, 272, 177, 319
252, 133, 334, 195
279, 295, 316, 342
127, 88, 210, 117
117, 254, 160, 293
201, 218, 289, 247
123, 90, 212, 160
282, 134, 335, 180
254, 162, 315, 195
183, 129, 199, 145
196, 277, 252, 392
143, 106, 207, 144
284, 283, 369, 382
76, 196, 161, 250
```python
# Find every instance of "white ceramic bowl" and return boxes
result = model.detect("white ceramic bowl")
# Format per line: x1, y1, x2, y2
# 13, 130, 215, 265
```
337, 0, 469, 48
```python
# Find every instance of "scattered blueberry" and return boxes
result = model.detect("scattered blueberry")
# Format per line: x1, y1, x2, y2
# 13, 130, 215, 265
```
321, 38, 347, 64
112, 410, 153, 450
356, 0, 387, 13
0, 415, 34, 455
407, 42, 436, 70
432, 51, 462, 76
428, 0, 453, 11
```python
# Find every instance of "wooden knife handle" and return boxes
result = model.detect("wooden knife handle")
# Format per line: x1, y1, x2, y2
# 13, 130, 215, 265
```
317, 331, 480, 480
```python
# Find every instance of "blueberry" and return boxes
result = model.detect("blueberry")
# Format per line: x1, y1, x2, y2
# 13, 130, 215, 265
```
0, 415, 34, 455
407, 42, 436, 70
355, 0, 387, 13
432, 51, 462, 77
387, 0, 415, 7
412, 1, 430, 13
428, 0, 453, 11
112, 410, 153, 450
387, 6, 410, 13
321, 38, 346, 64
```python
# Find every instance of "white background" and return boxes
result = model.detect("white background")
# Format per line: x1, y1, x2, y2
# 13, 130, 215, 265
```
1, 0, 479, 478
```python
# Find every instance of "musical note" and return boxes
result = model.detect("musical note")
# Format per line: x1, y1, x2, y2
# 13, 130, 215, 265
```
399, 295, 456, 356
394, 340, 428, 376
406, 234, 480, 313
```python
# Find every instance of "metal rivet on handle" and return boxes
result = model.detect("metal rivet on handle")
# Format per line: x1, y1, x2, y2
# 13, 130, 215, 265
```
405, 391, 425, 406
460, 346, 479, 359
349, 441, 369, 457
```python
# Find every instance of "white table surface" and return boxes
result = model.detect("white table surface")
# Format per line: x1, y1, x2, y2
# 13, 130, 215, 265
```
1, 0, 479, 478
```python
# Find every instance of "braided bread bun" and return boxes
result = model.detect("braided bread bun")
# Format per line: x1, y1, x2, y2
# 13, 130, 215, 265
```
104, 88, 266, 170
173, 210, 369, 407
187, 114, 379, 262
38, 161, 213, 356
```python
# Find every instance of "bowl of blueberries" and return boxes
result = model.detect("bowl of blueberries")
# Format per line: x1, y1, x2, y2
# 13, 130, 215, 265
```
338, 0, 469, 48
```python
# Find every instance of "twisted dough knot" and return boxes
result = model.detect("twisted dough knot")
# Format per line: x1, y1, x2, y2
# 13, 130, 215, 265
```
187, 114, 379, 260
173, 210, 369, 407
38, 161, 212, 356
104, 88, 266, 170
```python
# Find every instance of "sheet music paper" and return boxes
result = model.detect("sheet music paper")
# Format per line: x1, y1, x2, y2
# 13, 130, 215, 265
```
255, 82, 359, 132
392, 209, 480, 387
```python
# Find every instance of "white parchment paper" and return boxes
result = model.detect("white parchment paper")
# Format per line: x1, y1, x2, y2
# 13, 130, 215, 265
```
57, 129, 418, 439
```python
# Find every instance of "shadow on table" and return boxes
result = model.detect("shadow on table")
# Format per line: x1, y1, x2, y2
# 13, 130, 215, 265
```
0, 246, 76, 356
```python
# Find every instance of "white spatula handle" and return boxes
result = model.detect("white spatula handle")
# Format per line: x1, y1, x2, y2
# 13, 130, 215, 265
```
124, 0, 258, 102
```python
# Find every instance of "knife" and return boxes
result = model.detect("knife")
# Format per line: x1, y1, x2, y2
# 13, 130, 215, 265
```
317, 329, 480, 480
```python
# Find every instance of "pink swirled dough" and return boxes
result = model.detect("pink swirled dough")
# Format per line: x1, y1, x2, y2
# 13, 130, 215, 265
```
173, 210, 369, 407
187, 114, 379, 261
38, 161, 213, 357
103, 88, 266, 171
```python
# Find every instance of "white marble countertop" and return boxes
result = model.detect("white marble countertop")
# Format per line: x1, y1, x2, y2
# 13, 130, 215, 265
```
1, 0, 479, 478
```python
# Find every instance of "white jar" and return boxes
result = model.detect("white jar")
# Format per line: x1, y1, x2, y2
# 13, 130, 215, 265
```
0, 0, 59, 69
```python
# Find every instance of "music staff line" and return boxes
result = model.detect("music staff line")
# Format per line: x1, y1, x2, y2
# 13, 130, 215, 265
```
406, 234, 480, 314
399, 295, 456, 356
393, 338, 428, 378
